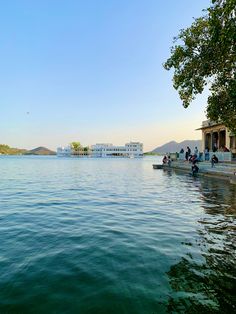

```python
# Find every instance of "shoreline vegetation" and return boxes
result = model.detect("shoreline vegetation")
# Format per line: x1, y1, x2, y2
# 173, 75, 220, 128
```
0, 145, 56, 156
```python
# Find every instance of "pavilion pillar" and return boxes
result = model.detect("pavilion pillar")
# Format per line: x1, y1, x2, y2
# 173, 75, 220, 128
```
225, 128, 230, 149
210, 132, 213, 151
202, 131, 205, 152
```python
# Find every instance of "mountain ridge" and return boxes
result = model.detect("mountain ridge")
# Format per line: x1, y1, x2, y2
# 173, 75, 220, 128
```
151, 140, 201, 153
25, 146, 56, 155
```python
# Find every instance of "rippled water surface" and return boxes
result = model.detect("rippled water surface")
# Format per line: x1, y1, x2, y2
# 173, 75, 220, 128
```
0, 156, 235, 313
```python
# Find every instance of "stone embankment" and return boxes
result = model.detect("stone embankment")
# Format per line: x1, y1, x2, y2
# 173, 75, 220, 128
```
154, 160, 236, 184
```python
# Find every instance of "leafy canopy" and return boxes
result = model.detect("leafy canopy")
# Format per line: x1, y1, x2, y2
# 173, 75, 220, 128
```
164, 0, 236, 131
71, 142, 82, 151
70, 142, 90, 152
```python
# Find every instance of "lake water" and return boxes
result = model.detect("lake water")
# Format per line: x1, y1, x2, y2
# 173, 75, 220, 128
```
0, 156, 235, 313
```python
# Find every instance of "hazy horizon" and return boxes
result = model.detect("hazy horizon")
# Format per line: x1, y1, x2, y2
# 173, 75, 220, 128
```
1, 138, 203, 154
0, 0, 211, 151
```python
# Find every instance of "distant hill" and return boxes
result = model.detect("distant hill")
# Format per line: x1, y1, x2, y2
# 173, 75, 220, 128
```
25, 147, 56, 155
151, 140, 201, 153
0, 144, 56, 155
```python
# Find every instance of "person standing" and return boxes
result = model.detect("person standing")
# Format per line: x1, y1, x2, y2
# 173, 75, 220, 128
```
213, 143, 218, 152
185, 146, 191, 161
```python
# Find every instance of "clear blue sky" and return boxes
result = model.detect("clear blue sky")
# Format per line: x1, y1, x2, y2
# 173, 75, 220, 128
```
0, 0, 211, 151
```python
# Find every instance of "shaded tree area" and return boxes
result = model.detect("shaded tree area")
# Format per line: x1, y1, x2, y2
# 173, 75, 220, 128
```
164, 0, 236, 132
0, 144, 27, 155
70, 142, 82, 152
70, 142, 90, 155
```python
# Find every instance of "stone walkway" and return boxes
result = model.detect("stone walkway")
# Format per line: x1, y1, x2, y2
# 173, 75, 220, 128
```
167, 160, 236, 184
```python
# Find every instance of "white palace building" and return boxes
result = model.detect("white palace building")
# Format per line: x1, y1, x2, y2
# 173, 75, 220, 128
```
57, 145, 72, 157
91, 142, 143, 158
57, 142, 143, 158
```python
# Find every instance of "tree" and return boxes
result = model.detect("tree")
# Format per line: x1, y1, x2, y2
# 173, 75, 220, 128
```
71, 142, 82, 152
164, 0, 236, 132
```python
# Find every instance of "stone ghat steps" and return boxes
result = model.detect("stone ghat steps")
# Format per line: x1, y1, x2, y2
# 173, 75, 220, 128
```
172, 162, 236, 173
173, 161, 236, 171
154, 161, 236, 184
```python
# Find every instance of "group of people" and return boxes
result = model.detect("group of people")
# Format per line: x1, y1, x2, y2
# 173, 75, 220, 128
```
220, 145, 230, 152
181, 146, 199, 163
212, 143, 229, 153
188, 146, 220, 173
163, 144, 227, 174
189, 147, 199, 175
162, 155, 171, 166
181, 146, 200, 176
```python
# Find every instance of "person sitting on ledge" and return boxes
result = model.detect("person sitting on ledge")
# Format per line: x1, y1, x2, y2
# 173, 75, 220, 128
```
167, 156, 172, 166
189, 154, 198, 163
162, 155, 168, 164
211, 154, 219, 167
192, 161, 199, 176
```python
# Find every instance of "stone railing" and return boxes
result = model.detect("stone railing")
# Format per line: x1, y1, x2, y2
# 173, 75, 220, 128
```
179, 153, 185, 160
178, 151, 232, 162
204, 152, 232, 162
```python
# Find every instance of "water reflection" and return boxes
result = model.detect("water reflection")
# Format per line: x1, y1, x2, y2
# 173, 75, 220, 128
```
199, 178, 236, 215
166, 175, 236, 312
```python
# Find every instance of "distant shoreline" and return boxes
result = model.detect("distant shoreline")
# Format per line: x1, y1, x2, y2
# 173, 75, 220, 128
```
0, 144, 56, 156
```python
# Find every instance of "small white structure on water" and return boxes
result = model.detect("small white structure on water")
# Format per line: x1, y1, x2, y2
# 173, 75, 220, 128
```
91, 142, 143, 158
57, 145, 72, 157
57, 142, 143, 158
